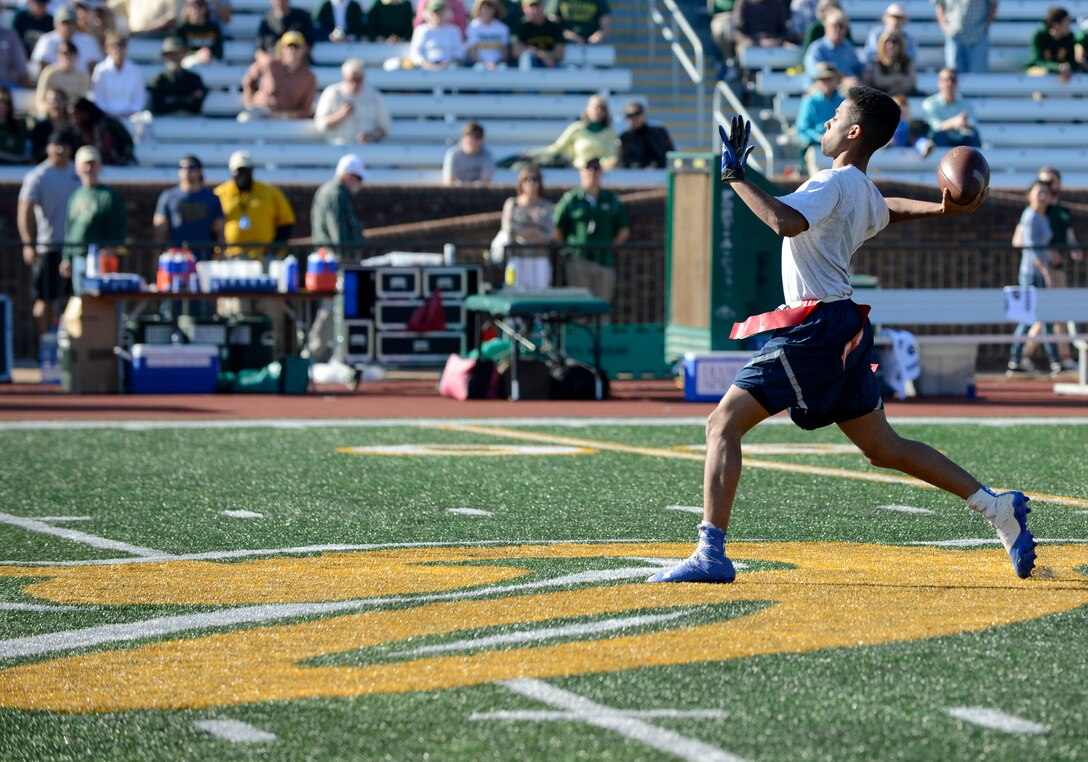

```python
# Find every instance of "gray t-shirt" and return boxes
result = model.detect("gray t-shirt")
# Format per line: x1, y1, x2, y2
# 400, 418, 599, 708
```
1018, 206, 1052, 280
18, 159, 81, 250
777, 165, 889, 305
442, 145, 495, 185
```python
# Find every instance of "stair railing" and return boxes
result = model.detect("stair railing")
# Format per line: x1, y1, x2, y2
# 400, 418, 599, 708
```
712, 80, 776, 177
647, 0, 705, 131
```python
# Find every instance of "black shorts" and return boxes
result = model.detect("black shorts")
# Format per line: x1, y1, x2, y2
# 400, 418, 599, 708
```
31, 249, 68, 304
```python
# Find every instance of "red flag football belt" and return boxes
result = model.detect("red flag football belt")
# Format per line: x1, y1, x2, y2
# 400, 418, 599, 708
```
730, 300, 874, 372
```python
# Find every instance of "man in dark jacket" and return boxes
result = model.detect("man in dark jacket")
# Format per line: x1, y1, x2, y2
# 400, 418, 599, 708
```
148, 36, 207, 115
618, 101, 675, 168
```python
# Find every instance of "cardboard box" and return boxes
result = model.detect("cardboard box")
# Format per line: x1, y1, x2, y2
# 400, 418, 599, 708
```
682, 351, 752, 402
129, 344, 219, 394
60, 297, 119, 393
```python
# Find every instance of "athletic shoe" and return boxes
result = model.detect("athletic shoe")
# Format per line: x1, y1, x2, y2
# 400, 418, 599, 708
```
647, 522, 736, 583
968, 487, 1037, 579
1049, 361, 1063, 378
1006, 359, 1034, 376
1061, 358, 1078, 371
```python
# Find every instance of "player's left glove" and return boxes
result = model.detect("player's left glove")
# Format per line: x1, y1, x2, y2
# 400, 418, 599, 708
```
719, 115, 754, 183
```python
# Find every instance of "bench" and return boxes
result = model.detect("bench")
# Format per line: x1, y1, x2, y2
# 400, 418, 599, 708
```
135, 62, 632, 92
757, 71, 1088, 98
201, 90, 640, 118
825, 0, 1055, 22
861, 287, 1088, 394
741, 45, 1025, 73
134, 140, 535, 167
126, 38, 616, 69
812, 146, 1088, 174
143, 116, 574, 145
772, 94, 1088, 123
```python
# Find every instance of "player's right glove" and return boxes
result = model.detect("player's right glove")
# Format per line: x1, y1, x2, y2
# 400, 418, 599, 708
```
719, 115, 754, 183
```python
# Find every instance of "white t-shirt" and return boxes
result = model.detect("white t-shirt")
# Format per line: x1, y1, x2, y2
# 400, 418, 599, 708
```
466, 18, 509, 65
776, 165, 889, 305
409, 23, 463, 65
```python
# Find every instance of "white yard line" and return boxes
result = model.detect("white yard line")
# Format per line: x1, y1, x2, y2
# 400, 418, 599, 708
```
447, 508, 494, 517
0, 513, 174, 559
878, 504, 935, 515
495, 679, 748, 762
666, 506, 704, 514
0, 603, 95, 612
220, 510, 263, 519
946, 707, 1049, 735
193, 719, 277, 743
0, 566, 662, 660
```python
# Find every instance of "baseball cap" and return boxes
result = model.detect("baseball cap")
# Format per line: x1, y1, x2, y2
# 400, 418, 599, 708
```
161, 36, 188, 54
427, 0, 447, 11
55, 7, 75, 22
336, 153, 368, 179
74, 145, 101, 164
280, 30, 307, 47
813, 62, 841, 80
228, 150, 254, 171
885, 2, 908, 18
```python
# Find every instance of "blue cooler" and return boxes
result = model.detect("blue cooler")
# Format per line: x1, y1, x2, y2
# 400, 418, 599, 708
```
682, 351, 753, 402
129, 344, 220, 394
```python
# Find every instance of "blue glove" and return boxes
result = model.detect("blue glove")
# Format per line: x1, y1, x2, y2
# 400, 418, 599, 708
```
719, 115, 754, 182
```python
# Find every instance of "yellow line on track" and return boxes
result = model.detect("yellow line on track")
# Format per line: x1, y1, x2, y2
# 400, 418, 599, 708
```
441, 423, 1088, 509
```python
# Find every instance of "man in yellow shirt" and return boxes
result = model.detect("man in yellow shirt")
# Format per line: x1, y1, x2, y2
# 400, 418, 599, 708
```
214, 150, 296, 260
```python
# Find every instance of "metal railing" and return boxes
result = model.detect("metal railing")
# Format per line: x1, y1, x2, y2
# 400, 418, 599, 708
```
647, 0, 705, 131
712, 80, 777, 178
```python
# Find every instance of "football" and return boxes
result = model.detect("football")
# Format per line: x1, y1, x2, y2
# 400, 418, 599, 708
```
936, 147, 990, 205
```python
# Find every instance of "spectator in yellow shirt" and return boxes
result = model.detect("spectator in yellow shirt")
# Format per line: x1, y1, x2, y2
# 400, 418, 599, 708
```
213, 150, 296, 260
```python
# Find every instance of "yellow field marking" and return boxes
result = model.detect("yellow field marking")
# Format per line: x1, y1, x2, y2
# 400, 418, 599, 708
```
336, 444, 596, 457
442, 424, 1088, 509
0, 542, 1085, 712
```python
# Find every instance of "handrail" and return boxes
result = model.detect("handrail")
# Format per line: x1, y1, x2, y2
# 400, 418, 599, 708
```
712, 80, 777, 178
647, 0, 705, 132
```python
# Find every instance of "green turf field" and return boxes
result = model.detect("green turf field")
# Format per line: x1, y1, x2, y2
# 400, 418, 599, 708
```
1, 417, 1086, 761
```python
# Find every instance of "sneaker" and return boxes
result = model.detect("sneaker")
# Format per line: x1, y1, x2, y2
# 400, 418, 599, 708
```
1061, 358, 1078, 371
1050, 361, 1063, 378
647, 522, 736, 583
968, 488, 1036, 579
1006, 358, 1034, 376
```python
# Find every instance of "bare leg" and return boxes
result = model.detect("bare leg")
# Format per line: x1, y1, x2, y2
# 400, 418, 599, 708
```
837, 408, 980, 498
703, 385, 773, 529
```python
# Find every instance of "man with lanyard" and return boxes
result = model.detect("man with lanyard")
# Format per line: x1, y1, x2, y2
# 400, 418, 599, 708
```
552, 156, 629, 304
649, 86, 1037, 585
214, 150, 295, 261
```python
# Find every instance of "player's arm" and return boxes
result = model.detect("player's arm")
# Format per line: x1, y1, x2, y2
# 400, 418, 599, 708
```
719, 118, 808, 237
885, 188, 987, 225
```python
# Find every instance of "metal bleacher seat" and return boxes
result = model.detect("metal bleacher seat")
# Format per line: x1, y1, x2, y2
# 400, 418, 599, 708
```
829, 0, 1053, 21
773, 95, 1087, 123
813, 146, 1088, 174
757, 71, 1088, 98
741, 44, 1026, 73
125, 38, 617, 69
134, 62, 632, 93
146, 116, 574, 145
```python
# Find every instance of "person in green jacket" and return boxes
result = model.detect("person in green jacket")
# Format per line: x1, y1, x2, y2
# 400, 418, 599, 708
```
59, 144, 126, 292
310, 153, 366, 257
1025, 6, 1082, 81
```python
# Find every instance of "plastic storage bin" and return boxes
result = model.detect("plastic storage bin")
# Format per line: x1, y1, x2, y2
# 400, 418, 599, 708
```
129, 344, 219, 394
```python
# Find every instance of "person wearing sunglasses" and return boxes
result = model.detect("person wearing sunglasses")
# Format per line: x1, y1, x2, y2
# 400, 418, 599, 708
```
239, 30, 317, 121
618, 100, 674, 169
153, 155, 224, 261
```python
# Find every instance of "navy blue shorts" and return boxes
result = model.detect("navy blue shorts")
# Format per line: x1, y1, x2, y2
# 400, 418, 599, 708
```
732, 300, 882, 430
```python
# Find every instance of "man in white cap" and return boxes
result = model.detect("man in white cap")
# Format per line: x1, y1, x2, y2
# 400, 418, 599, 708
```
862, 2, 916, 63
213, 149, 295, 259
313, 57, 391, 144
30, 6, 101, 76
59, 145, 126, 292
311, 153, 366, 254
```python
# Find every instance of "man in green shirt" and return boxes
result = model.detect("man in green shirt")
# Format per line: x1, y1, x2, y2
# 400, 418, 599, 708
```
555, 0, 610, 44
310, 152, 366, 257
59, 145, 126, 292
552, 156, 629, 303
1025, 6, 1082, 81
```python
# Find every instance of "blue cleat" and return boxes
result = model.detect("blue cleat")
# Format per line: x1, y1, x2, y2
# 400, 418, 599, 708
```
647, 522, 736, 583
969, 488, 1036, 579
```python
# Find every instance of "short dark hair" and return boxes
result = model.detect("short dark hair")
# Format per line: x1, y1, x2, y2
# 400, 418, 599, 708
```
179, 154, 202, 169
1038, 165, 1061, 183
47, 128, 78, 150
1045, 6, 1069, 27
462, 121, 484, 139
844, 85, 900, 153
